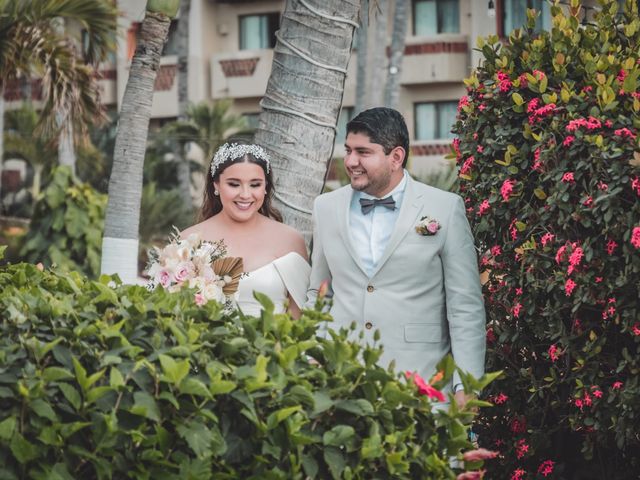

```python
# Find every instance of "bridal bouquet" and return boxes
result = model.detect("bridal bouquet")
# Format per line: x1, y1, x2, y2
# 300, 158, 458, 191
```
146, 229, 243, 307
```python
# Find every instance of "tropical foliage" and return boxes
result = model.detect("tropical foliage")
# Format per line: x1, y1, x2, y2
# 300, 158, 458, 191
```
453, 1, 640, 478
0, 254, 497, 479
19, 167, 105, 277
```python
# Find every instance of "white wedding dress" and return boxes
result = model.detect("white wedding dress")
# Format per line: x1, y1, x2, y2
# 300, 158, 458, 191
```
236, 252, 311, 316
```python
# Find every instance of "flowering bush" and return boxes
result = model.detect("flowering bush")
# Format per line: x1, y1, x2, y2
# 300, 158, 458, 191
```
453, 1, 640, 478
146, 230, 243, 307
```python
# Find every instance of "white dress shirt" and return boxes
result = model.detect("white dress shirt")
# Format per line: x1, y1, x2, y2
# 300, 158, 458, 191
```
349, 170, 408, 276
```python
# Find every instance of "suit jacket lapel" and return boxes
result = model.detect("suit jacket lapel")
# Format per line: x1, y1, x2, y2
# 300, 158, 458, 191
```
336, 186, 369, 276
370, 176, 423, 277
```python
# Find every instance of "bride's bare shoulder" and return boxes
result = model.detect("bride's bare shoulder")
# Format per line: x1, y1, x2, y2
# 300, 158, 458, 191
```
265, 218, 308, 260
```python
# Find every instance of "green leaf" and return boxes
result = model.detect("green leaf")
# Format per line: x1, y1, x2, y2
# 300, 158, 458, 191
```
0, 416, 17, 441
58, 383, 82, 411
361, 434, 383, 459
86, 386, 112, 405
323, 447, 346, 479
0, 245, 6, 260
323, 425, 355, 447
177, 421, 212, 458
132, 392, 161, 422
335, 399, 374, 416
179, 378, 212, 399
42, 367, 74, 382
266, 406, 302, 430
10, 433, 39, 463
109, 368, 125, 388
159, 354, 190, 386
30, 399, 58, 422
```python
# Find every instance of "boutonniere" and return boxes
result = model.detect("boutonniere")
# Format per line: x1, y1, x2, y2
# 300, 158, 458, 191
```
415, 216, 441, 236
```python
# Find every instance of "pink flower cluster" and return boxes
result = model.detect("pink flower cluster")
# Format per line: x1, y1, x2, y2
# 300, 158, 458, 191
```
631, 226, 640, 249
511, 469, 526, 480
501, 178, 517, 202
478, 199, 491, 215
538, 460, 555, 477
566, 116, 602, 132
532, 147, 543, 171
613, 127, 637, 139
497, 71, 512, 92
631, 176, 640, 196
527, 98, 556, 124
460, 156, 475, 175
541, 232, 554, 247
515, 439, 529, 459
563, 135, 575, 146
458, 95, 470, 113
548, 344, 561, 362
561, 171, 575, 183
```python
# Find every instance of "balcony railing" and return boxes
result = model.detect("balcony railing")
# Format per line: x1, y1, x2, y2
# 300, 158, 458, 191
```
211, 49, 273, 99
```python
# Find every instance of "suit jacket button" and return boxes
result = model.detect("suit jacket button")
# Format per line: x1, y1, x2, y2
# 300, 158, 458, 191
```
367, 285, 374, 292
365, 322, 373, 330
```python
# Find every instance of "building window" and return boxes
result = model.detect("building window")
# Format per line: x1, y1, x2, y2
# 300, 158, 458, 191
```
413, 0, 459, 35
239, 13, 279, 50
415, 102, 457, 141
502, 0, 551, 35
336, 107, 354, 144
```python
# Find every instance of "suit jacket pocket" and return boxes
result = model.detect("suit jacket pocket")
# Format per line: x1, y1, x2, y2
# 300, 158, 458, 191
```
404, 323, 443, 344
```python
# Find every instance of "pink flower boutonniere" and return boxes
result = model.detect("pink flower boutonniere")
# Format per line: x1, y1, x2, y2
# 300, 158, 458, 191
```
415, 216, 441, 236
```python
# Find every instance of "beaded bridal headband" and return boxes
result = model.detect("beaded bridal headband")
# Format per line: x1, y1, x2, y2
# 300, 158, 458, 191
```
210, 143, 271, 178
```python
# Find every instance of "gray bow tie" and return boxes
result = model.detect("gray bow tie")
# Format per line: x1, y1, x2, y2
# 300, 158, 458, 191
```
360, 196, 396, 214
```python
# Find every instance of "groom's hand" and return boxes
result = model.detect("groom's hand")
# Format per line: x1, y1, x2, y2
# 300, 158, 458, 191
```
454, 390, 477, 412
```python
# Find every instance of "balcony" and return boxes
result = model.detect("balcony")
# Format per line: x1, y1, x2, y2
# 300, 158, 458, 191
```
400, 34, 469, 85
211, 49, 273, 99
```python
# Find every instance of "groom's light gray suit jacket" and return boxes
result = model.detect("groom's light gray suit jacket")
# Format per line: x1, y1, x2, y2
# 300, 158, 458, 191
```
307, 175, 486, 389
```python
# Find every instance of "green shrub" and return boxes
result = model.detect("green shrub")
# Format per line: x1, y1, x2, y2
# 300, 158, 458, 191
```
453, 1, 640, 478
19, 166, 105, 277
0, 256, 495, 479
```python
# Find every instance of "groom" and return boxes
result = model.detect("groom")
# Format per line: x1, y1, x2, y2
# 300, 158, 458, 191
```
307, 107, 486, 407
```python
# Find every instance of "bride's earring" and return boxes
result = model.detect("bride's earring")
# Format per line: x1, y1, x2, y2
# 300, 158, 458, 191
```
214, 189, 219, 196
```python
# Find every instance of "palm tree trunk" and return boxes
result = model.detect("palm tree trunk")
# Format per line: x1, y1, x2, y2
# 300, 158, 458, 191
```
32, 164, 43, 200
101, 10, 172, 283
354, 0, 369, 115
384, 0, 408, 109
176, 0, 192, 209
255, 0, 361, 238
0, 88, 4, 214
57, 117, 76, 172
368, 0, 388, 107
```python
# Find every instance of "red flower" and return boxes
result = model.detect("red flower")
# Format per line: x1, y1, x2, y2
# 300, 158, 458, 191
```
405, 371, 445, 402
541, 232, 554, 247
592, 389, 603, 398
614, 127, 636, 139
548, 344, 560, 362
612, 381, 623, 390
501, 179, 516, 202
538, 460, 555, 477
632, 323, 640, 336
631, 226, 640, 249
617, 69, 627, 83
477, 144, 484, 153
563, 135, 575, 146
510, 417, 527, 434
491, 245, 502, 257
515, 439, 529, 458
460, 156, 475, 175
631, 176, 640, 196
486, 327, 496, 343
458, 95, 470, 113
512, 302, 523, 318
606, 239, 618, 255
582, 196, 593, 207
478, 199, 491, 215
598, 181, 609, 191
565, 278, 577, 296
493, 392, 509, 404
511, 469, 527, 480
561, 171, 575, 183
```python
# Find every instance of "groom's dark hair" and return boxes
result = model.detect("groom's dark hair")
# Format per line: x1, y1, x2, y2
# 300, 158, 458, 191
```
346, 107, 410, 167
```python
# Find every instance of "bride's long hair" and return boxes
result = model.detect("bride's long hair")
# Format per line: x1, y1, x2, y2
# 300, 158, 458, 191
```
199, 143, 283, 223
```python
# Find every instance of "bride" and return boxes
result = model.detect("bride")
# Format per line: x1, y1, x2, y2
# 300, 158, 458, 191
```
181, 142, 310, 317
